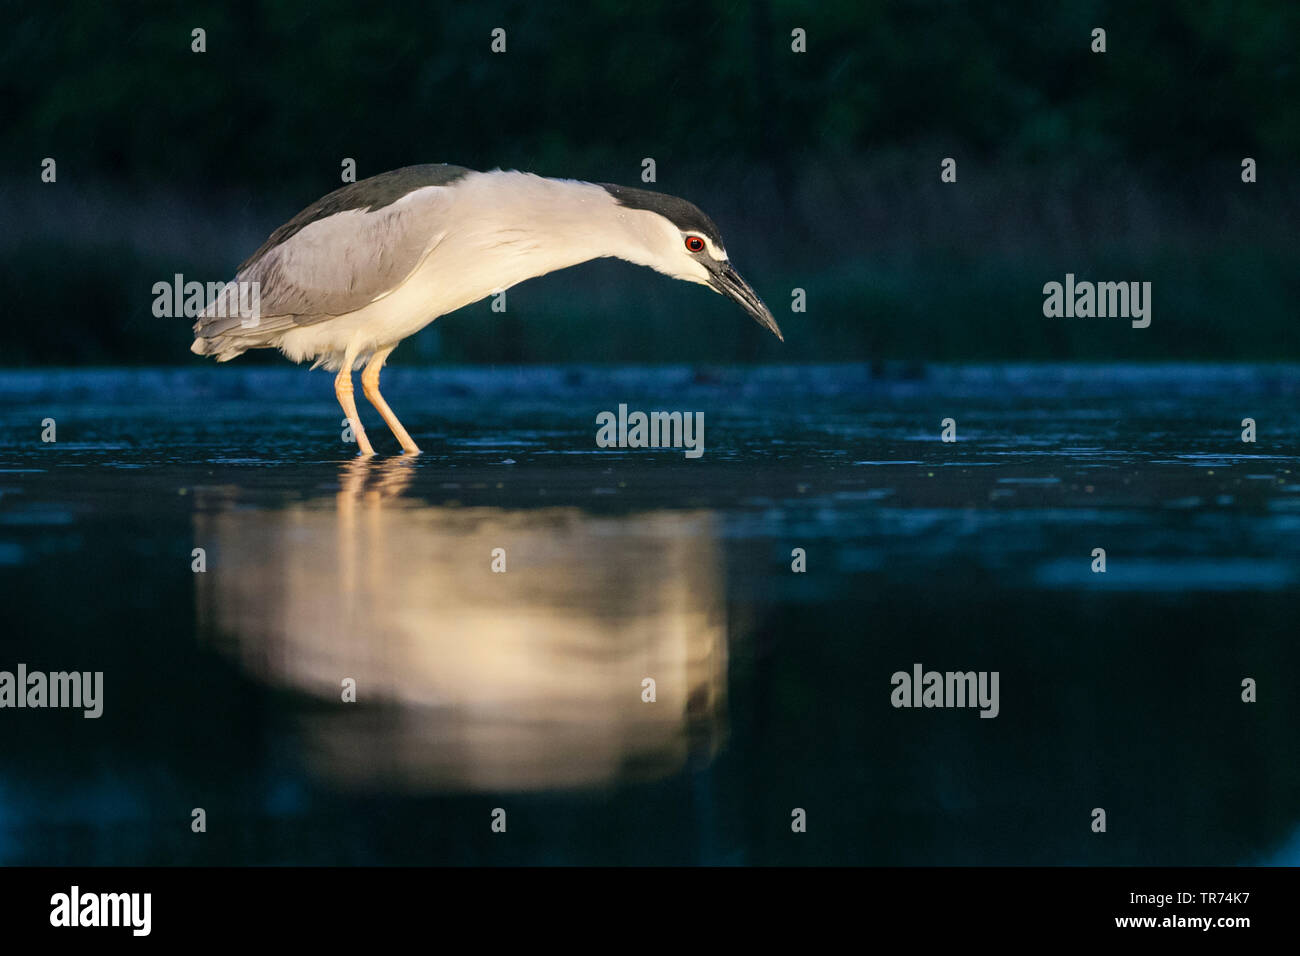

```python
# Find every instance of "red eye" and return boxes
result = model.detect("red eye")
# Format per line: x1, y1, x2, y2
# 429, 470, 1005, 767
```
685, 236, 705, 253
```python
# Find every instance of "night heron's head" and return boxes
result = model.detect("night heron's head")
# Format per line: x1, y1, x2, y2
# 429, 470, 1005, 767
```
599, 183, 784, 341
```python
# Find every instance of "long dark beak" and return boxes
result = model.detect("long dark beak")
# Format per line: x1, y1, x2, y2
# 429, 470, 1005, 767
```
710, 265, 784, 342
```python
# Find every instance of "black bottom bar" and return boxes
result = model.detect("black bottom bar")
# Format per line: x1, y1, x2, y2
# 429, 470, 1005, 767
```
2, 866, 1291, 941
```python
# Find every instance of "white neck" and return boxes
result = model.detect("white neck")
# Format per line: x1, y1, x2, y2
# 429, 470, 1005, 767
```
440, 171, 677, 284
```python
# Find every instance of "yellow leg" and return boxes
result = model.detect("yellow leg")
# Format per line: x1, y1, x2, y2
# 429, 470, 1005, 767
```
362, 346, 421, 455
335, 351, 375, 457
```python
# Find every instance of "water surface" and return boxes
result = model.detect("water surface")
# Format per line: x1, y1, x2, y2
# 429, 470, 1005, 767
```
1, 364, 1297, 864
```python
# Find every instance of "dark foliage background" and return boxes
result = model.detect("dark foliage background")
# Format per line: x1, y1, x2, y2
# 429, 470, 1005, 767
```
2, 0, 1297, 364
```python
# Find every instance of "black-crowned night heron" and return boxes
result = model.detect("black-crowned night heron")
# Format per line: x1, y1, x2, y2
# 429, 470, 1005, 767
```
192, 164, 783, 456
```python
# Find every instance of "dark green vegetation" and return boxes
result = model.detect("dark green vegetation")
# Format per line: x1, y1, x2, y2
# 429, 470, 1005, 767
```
3, 1, 1297, 364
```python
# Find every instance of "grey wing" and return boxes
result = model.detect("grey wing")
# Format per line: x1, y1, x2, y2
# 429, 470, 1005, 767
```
194, 185, 452, 342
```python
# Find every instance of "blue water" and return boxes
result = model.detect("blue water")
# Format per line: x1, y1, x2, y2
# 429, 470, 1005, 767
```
0, 363, 1297, 864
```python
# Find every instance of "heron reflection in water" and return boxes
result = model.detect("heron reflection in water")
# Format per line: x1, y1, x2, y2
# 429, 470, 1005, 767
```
194, 459, 728, 792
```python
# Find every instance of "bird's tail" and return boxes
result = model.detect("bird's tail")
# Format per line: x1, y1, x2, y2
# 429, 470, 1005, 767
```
191, 319, 255, 362
190, 279, 266, 361
189, 335, 248, 361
